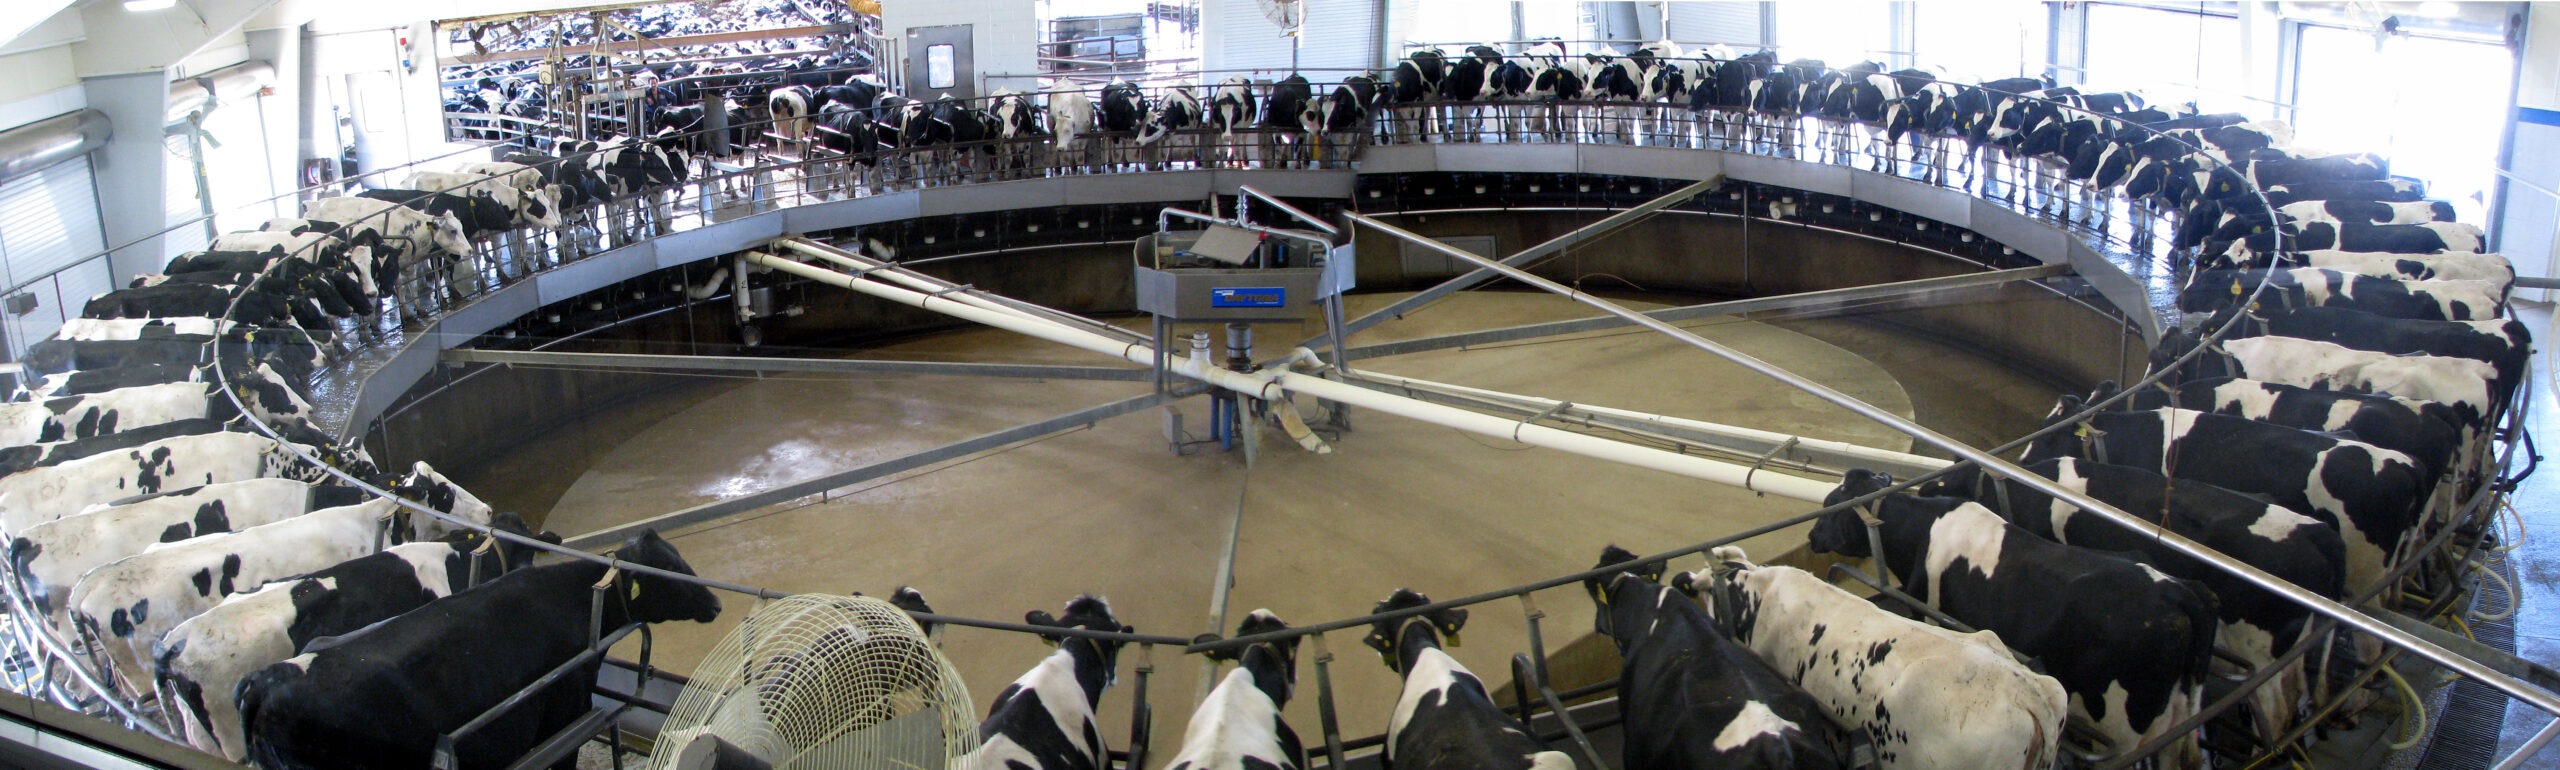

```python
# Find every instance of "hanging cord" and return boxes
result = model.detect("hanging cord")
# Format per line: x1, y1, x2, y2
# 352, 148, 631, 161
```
2378, 662, 2430, 751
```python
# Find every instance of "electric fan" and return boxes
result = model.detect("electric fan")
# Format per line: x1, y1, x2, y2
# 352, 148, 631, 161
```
647, 593, 975, 770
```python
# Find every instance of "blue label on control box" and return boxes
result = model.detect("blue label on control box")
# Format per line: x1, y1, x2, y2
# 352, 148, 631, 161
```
1211, 287, 1286, 308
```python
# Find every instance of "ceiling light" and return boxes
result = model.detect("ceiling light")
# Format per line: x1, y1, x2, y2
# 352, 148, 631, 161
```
123, 0, 177, 10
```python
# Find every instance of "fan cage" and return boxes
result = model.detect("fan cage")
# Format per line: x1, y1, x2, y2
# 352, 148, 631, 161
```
646, 594, 977, 770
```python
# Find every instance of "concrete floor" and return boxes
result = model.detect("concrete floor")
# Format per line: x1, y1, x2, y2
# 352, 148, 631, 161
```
456, 289, 2072, 765
2493, 300, 2560, 769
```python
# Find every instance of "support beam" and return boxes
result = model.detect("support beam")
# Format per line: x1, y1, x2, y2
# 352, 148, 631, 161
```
1342, 263, 2073, 361
1336, 369, 1952, 479
562, 390, 1186, 549
1344, 212, 2560, 721
1310, 177, 1722, 346
441, 348, 1154, 381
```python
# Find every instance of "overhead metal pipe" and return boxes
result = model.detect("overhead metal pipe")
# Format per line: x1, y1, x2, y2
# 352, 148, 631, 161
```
742, 250, 1837, 502
1344, 369, 1952, 478
1343, 212, 2560, 719
0, 110, 109, 184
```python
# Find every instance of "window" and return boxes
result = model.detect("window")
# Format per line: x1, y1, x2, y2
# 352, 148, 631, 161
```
2082, 3, 2245, 111
2291, 26, 2513, 221
926, 44, 957, 89
1774, 0, 1895, 65
1912, 2, 2049, 82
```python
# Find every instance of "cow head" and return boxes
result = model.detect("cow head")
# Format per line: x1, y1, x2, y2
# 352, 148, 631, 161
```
426, 212, 475, 258
227, 364, 313, 422
514, 185, 564, 230
1672, 545, 1766, 641
1024, 595, 1132, 698
1199, 609, 1299, 706
613, 529, 724, 624
1362, 588, 1464, 674
2018, 395, 2095, 465
1807, 468, 1899, 558
1581, 544, 1669, 643
391, 461, 495, 538
888, 586, 937, 636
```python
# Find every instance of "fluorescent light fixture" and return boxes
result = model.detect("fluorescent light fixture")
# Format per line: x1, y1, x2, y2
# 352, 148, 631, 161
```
123, 0, 178, 11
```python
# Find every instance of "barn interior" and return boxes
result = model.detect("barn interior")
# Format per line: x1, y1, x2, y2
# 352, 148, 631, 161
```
0, 1, 2556, 769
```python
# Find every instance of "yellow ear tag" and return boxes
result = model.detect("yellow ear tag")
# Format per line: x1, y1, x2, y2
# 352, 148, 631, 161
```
627, 580, 641, 601
1445, 630, 1462, 648
2075, 424, 2090, 438
2230, 281, 2243, 296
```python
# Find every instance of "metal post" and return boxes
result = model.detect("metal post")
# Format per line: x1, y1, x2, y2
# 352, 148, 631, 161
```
1310, 633, 1348, 769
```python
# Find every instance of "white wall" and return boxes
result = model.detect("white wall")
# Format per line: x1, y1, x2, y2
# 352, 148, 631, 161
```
2499, 3, 2560, 297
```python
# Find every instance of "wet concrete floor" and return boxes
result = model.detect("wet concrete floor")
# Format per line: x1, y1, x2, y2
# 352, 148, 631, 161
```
453, 289, 2066, 763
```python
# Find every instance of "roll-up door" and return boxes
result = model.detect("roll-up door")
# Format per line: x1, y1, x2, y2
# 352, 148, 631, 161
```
0, 155, 113, 362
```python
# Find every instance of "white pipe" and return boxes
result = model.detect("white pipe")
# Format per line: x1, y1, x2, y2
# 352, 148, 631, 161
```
777, 239, 1147, 343
1348, 370, 1953, 474
743, 251, 1837, 502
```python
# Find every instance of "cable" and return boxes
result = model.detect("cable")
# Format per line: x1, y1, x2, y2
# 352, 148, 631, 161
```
2466, 557, 2518, 623
2380, 662, 2429, 751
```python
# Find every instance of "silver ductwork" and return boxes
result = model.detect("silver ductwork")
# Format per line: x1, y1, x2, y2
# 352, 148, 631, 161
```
165, 60, 276, 127
0, 109, 110, 184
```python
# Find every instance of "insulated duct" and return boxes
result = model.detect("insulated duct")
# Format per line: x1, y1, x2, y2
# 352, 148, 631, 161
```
0, 109, 109, 185
165, 60, 276, 128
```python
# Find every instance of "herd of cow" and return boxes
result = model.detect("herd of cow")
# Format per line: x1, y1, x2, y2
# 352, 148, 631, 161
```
0, 36, 2530, 770
0, 144, 736, 767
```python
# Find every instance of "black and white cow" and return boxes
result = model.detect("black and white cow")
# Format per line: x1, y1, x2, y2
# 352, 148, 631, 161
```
2180, 267, 2502, 322
1205, 77, 1258, 166
2022, 403, 2429, 599
1136, 86, 1203, 170
1362, 588, 1571, 770
356, 188, 515, 237
1808, 470, 2217, 767
959, 595, 1133, 770
1924, 457, 2344, 742
1674, 546, 2068, 770
1099, 81, 1148, 170
1583, 548, 1847, 769
67, 468, 495, 699
0, 376, 298, 447
155, 514, 554, 760
1259, 75, 1314, 167
82, 282, 298, 331
0, 431, 358, 535
2261, 179, 2427, 208
2152, 327, 2500, 432
989, 90, 1048, 178
8, 478, 368, 636
2134, 373, 2467, 485
406, 171, 566, 231
2226, 305, 2530, 407
768, 84, 815, 147
1385, 48, 1448, 143
18, 362, 198, 402
1301, 76, 1373, 166
237, 530, 720, 770
1164, 610, 1305, 770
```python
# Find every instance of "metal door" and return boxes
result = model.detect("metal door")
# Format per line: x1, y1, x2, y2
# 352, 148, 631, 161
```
905, 24, 976, 101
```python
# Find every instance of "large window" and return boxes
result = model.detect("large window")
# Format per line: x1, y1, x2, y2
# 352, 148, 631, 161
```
2082, 3, 2245, 111
1911, 2, 2048, 82
2291, 26, 2512, 221
1773, 0, 1894, 65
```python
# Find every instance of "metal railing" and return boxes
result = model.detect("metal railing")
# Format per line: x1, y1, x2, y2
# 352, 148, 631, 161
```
0, 58, 2530, 769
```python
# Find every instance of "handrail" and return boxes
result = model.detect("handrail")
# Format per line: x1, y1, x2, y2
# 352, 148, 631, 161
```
0, 54, 2502, 770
